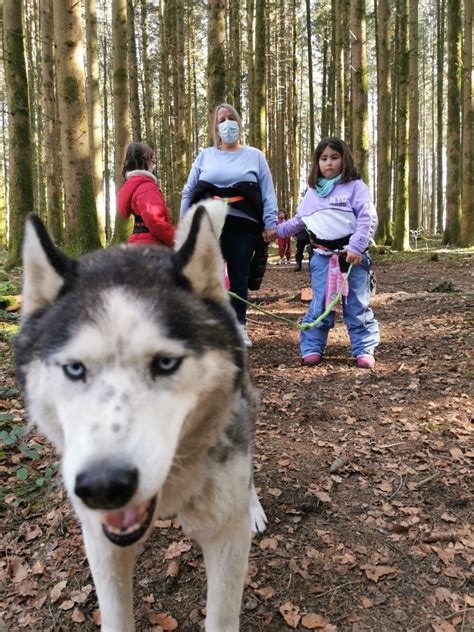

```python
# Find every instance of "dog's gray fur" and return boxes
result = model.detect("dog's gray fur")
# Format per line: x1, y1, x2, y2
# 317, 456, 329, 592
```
16, 201, 266, 632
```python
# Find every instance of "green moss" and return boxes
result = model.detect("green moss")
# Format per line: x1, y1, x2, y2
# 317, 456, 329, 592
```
65, 172, 101, 257
63, 76, 80, 104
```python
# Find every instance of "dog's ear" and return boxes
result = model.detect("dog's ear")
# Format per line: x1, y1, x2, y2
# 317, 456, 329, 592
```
174, 201, 228, 304
21, 214, 77, 318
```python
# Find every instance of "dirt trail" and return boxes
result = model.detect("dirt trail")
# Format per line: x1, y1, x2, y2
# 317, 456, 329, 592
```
1, 250, 472, 631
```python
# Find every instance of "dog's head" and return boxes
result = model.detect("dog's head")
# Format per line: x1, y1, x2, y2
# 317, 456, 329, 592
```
16, 202, 247, 546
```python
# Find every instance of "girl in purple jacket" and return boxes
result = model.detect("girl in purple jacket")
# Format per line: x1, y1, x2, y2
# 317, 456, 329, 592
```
267, 137, 379, 369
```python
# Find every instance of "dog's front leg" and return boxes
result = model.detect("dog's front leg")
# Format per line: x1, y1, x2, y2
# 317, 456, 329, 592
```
197, 514, 252, 632
81, 518, 136, 632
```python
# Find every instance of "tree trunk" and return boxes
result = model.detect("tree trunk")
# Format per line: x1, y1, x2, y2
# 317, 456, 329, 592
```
408, 0, 419, 229
305, 0, 315, 152
254, 0, 266, 151
289, 0, 299, 212
4, 0, 35, 267
85, 0, 105, 245
52, 0, 100, 255
227, 0, 241, 111
459, 0, 473, 246
392, 0, 410, 251
102, 33, 111, 241
110, 0, 131, 244
375, 0, 392, 244
443, 0, 462, 244
343, 0, 352, 143
140, 0, 154, 147
335, 0, 345, 138
24, 0, 40, 218
207, 0, 226, 143
40, 0, 63, 244
436, 0, 445, 233
350, 0, 369, 183
247, 0, 255, 146
127, 0, 142, 142
321, 38, 328, 138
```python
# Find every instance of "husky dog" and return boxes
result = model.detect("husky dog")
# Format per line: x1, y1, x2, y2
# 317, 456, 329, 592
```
15, 201, 266, 632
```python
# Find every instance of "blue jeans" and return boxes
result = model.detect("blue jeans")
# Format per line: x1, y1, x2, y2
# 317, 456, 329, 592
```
300, 252, 379, 358
220, 219, 259, 325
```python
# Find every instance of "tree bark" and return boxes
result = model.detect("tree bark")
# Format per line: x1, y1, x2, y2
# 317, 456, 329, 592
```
53, 0, 100, 255
306, 0, 315, 151
110, 0, 131, 244
393, 0, 410, 251
375, 0, 392, 244
4, 0, 35, 267
254, 0, 266, 151
228, 0, 241, 112
350, 0, 369, 183
408, 0, 419, 229
459, 0, 473, 246
335, 0, 345, 139
443, 0, 462, 244
246, 0, 256, 146
207, 0, 226, 143
140, 0, 154, 147
85, 0, 105, 244
127, 0, 142, 142
40, 0, 63, 244
436, 0, 445, 233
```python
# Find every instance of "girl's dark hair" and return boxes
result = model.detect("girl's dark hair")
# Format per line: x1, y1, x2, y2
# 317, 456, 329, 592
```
307, 137, 361, 188
121, 142, 154, 180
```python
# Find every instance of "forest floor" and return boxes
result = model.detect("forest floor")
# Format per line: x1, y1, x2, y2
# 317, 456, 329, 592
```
0, 244, 473, 631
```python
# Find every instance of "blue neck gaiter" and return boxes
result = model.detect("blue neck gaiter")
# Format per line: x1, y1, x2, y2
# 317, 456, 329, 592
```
315, 174, 342, 197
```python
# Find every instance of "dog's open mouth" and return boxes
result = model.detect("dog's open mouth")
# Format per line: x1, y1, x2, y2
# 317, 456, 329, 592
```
101, 496, 157, 547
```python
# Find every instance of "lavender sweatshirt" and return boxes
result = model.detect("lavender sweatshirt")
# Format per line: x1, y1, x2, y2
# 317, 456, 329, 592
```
277, 180, 378, 256
180, 146, 278, 229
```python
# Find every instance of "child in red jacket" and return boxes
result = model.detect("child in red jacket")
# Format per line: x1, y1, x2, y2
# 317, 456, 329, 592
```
118, 143, 175, 247
277, 209, 291, 264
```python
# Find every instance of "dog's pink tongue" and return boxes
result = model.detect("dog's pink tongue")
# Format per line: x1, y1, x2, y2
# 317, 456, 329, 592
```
103, 504, 144, 531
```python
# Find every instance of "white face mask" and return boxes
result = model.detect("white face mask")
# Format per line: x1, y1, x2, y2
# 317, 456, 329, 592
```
218, 120, 240, 145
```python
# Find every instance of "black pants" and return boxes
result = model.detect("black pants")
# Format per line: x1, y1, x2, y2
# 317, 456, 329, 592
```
220, 216, 260, 325
295, 232, 310, 264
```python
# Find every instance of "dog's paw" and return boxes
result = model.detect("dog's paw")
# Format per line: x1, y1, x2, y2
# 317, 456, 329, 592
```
249, 485, 268, 533
251, 502, 268, 533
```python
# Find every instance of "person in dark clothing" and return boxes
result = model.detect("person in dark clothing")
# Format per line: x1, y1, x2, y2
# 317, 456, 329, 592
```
294, 229, 312, 271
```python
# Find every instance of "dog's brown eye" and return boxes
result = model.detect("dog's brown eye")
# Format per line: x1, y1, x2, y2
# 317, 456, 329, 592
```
63, 362, 86, 381
150, 356, 182, 378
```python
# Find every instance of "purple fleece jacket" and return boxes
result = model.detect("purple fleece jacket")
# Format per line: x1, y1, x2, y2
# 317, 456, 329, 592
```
277, 179, 378, 256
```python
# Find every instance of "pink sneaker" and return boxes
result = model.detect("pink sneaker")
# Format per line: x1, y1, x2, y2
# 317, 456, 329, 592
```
302, 353, 322, 366
356, 355, 375, 369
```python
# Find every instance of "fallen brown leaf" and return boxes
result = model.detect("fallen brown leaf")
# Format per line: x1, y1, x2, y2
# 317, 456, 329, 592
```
301, 612, 329, 628
363, 565, 399, 583
164, 540, 192, 559
50, 580, 68, 603
71, 608, 85, 623
148, 612, 178, 630
279, 601, 301, 628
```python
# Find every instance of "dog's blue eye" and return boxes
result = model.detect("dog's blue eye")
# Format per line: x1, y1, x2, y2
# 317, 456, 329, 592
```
62, 362, 86, 381
150, 356, 182, 377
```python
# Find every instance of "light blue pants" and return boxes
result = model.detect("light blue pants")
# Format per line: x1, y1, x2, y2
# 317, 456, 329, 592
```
300, 252, 379, 358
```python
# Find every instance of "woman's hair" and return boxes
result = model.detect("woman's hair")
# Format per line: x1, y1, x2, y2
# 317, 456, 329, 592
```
307, 137, 361, 187
121, 142, 154, 180
212, 103, 243, 147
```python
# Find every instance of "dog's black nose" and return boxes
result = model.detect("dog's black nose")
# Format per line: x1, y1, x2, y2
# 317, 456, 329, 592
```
74, 464, 139, 510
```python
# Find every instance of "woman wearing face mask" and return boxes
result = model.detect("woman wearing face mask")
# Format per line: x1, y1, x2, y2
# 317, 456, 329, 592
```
180, 104, 278, 347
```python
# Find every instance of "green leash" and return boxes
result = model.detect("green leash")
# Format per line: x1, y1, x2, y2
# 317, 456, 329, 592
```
228, 263, 353, 331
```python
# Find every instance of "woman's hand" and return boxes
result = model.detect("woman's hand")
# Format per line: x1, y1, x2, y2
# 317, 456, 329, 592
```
262, 228, 278, 243
342, 249, 362, 265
